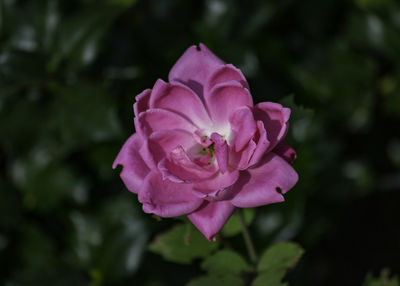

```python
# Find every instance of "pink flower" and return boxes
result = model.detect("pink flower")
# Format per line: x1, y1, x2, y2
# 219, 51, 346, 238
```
113, 44, 298, 241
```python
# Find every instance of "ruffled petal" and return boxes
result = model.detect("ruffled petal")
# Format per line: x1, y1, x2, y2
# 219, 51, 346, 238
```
193, 169, 239, 199
229, 140, 257, 170
139, 172, 203, 217
158, 146, 216, 183
135, 108, 196, 138
113, 134, 150, 194
140, 129, 197, 168
149, 79, 212, 127
248, 121, 270, 167
205, 64, 249, 95
207, 81, 253, 128
168, 43, 224, 99
134, 89, 151, 117
188, 201, 236, 241
211, 133, 229, 173
192, 187, 235, 202
229, 106, 257, 152
231, 153, 298, 208
253, 102, 290, 151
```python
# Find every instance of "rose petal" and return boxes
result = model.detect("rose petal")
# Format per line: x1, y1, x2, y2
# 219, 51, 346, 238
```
188, 201, 236, 241
139, 172, 203, 217
149, 79, 212, 127
207, 81, 253, 128
158, 146, 216, 183
211, 133, 229, 174
248, 120, 270, 167
168, 43, 224, 99
273, 141, 297, 163
193, 169, 239, 196
194, 129, 213, 147
205, 64, 249, 94
253, 102, 290, 151
192, 187, 235, 202
135, 108, 196, 138
134, 89, 151, 117
229, 139, 257, 170
140, 129, 197, 168
229, 106, 257, 152
113, 134, 150, 194
231, 153, 298, 208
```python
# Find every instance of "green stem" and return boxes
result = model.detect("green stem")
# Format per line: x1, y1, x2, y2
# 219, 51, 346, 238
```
238, 209, 258, 265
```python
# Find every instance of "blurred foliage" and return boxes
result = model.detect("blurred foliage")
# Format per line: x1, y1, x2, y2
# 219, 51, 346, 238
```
363, 269, 399, 286
1, 0, 400, 285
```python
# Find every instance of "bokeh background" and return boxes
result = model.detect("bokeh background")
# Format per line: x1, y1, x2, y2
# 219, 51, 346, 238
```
1, 0, 400, 285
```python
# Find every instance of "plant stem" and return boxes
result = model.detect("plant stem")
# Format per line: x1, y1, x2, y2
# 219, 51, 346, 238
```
238, 208, 258, 265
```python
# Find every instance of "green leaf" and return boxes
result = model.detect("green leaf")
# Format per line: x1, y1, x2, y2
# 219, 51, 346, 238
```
201, 250, 249, 277
253, 242, 304, 286
252, 271, 287, 286
187, 275, 244, 286
258, 242, 304, 272
222, 208, 255, 237
363, 269, 399, 286
149, 223, 219, 264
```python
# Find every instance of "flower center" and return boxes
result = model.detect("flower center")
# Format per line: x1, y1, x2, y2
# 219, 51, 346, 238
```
200, 142, 215, 157
191, 132, 229, 173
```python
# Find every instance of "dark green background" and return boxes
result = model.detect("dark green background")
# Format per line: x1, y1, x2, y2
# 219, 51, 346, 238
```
1, 0, 400, 285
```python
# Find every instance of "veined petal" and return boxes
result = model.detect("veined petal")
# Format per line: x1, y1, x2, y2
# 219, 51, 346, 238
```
188, 201, 236, 241
231, 153, 298, 208
140, 129, 197, 168
193, 169, 239, 196
136, 108, 196, 138
192, 187, 235, 202
205, 64, 249, 95
211, 133, 229, 174
229, 139, 257, 170
248, 120, 270, 167
229, 106, 257, 152
139, 172, 203, 217
168, 43, 224, 99
207, 81, 253, 128
253, 102, 290, 151
158, 146, 216, 183
149, 79, 212, 127
113, 134, 150, 194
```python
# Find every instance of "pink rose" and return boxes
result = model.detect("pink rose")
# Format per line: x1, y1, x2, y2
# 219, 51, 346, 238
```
113, 43, 298, 241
